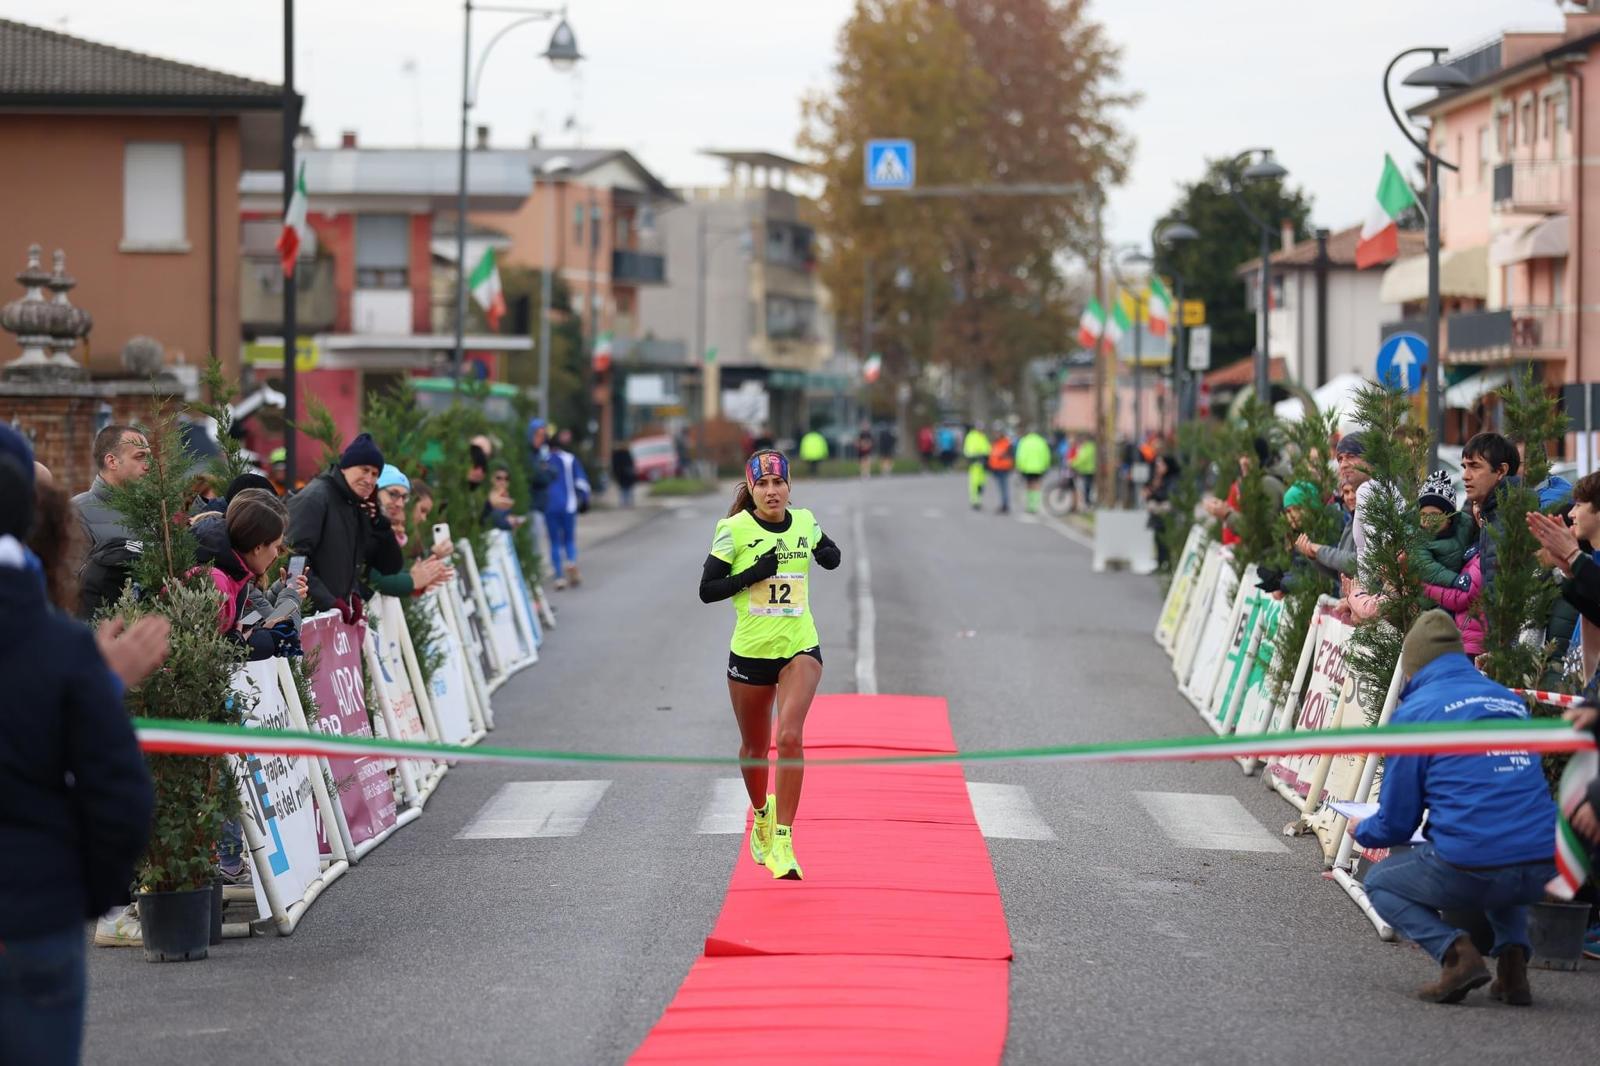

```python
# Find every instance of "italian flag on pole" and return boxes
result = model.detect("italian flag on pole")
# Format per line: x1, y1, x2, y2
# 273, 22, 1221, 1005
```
1107, 293, 1132, 349
1077, 299, 1107, 349
1146, 276, 1173, 337
1356, 154, 1419, 269
468, 247, 506, 331
275, 161, 309, 278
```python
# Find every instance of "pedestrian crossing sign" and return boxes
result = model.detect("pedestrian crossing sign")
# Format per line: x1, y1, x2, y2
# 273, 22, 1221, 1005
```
865, 139, 915, 190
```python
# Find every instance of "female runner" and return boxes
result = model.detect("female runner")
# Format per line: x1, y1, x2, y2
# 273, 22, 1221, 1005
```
699, 450, 841, 879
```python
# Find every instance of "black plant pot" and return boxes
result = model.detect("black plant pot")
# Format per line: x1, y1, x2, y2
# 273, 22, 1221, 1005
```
138, 888, 211, 963
210, 879, 224, 946
1528, 901, 1589, 971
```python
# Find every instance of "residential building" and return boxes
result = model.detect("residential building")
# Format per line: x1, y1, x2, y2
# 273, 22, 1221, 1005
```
0, 17, 283, 380
1401, 8, 1600, 445
1236, 225, 1427, 392
636, 151, 843, 445
238, 137, 533, 475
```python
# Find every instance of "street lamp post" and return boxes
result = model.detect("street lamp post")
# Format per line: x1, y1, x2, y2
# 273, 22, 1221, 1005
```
1384, 47, 1469, 473
1225, 148, 1289, 407
534, 156, 571, 421
1151, 220, 1199, 430
452, 2, 580, 385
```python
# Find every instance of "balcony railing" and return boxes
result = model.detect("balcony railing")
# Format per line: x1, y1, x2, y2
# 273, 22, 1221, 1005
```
241, 256, 336, 330
612, 249, 666, 285
1445, 306, 1571, 361
1491, 161, 1571, 213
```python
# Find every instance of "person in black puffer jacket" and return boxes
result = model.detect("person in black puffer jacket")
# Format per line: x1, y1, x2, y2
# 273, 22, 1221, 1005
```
285, 434, 401, 622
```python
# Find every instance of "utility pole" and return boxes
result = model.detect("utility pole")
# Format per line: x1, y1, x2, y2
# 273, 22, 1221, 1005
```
280, 0, 298, 480
1093, 194, 1114, 506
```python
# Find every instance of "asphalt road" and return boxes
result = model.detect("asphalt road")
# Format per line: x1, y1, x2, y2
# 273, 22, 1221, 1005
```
84, 472, 1598, 1065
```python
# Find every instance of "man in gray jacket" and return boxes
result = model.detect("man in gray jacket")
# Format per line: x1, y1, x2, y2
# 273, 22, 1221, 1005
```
72, 424, 150, 620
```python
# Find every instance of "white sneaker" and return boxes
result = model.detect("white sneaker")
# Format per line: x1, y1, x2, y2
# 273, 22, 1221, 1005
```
94, 903, 142, 947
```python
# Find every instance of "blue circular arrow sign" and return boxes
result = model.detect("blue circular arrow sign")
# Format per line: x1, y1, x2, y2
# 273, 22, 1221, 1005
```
1376, 331, 1428, 395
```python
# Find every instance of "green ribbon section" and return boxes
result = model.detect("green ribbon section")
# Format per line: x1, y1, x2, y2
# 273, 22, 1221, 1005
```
135, 716, 1593, 770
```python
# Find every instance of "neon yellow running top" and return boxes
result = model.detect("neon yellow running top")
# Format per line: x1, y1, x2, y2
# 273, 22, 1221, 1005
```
710, 508, 822, 658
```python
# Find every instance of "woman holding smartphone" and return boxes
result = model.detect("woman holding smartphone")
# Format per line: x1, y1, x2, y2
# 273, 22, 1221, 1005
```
192, 489, 307, 658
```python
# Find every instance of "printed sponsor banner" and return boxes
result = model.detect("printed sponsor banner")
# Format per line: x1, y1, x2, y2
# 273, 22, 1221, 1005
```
1232, 600, 1284, 737
478, 545, 528, 666
369, 601, 428, 744
424, 593, 476, 744
1208, 591, 1266, 729
1156, 528, 1204, 649
301, 613, 397, 850
232, 660, 321, 918
1267, 605, 1353, 796
1306, 670, 1384, 859
457, 570, 497, 683
491, 530, 541, 651
1182, 565, 1242, 702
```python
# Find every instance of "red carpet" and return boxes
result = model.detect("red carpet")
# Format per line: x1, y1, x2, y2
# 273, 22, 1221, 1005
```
631, 695, 1012, 1064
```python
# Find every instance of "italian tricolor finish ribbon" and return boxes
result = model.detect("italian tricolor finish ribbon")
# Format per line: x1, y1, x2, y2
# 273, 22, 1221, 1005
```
136, 716, 1596, 769
1550, 749, 1598, 900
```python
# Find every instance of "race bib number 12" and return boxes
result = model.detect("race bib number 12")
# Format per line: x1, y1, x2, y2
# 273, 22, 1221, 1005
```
749, 572, 807, 618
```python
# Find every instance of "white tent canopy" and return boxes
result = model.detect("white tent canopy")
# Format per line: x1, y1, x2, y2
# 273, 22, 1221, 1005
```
1274, 372, 1369, 433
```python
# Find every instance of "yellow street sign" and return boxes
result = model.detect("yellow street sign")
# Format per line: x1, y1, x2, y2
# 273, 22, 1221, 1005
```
244, 337, 319, 373
1181, 300, 1205, 326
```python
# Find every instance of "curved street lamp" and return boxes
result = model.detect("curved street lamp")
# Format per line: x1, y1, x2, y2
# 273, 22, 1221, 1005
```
1226, 148, 1290, 408
1153, 221, 1200, 426
1384, 46, 1469, 472
451, 4, 583, 384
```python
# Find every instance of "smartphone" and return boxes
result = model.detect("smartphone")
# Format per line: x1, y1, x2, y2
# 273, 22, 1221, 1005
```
287, 555, 306, 580
433, 523, 452, 547
239, 610, 263, 629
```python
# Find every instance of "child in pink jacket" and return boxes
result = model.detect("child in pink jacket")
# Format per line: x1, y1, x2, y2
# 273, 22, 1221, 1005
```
1421, 545, 1486, 654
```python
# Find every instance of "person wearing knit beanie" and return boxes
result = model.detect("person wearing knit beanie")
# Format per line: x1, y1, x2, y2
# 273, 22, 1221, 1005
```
1418, 469, 1455, 515
1401, 608, 1464, 678
339, 432, 384, 473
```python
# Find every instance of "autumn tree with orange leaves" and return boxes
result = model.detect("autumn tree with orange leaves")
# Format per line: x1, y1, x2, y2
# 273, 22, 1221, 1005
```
801, 0, 1132, 420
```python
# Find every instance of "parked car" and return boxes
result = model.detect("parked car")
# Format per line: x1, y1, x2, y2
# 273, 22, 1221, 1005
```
630, 434, 682, 482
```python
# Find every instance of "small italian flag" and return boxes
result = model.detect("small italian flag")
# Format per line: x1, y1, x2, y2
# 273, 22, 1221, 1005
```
1146, 276, 1173, 337
1077, 299, 1107, 349
863, 353, 883, 383
1547, 748, 1597, 900
468, 247, 506, 331
275, 161, 309, 278
1356, 154, 1419, 270
1106, 293, 1132, 349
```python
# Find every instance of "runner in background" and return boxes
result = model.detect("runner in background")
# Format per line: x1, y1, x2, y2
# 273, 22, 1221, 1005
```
856, 423, 875, 479
798, 428, 829, 477
698, 451, 842, 880
1014, 428, 1052, 514
963, 424, 991, 511
1070, 433, 1097, 511
988, 425, 1016, 515
917, 424, 935, 472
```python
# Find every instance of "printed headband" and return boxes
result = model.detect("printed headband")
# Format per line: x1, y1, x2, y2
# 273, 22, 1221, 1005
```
747, 452, 789, 487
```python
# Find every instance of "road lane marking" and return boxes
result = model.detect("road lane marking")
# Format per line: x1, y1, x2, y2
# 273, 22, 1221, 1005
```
455, 781, 612, 839
1037, 509, 1095, 550
852, 507, 878, 695
967, 782, 1056, 839
1134, 791, 1289, 853
696, 778, 752, 834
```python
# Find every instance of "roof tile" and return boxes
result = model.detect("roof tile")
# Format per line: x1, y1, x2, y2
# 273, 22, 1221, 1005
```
0, 17, 279, 101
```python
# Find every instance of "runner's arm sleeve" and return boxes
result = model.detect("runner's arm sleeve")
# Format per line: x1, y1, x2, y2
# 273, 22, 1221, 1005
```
700, 552, 776, 603
812, 531, 841, 570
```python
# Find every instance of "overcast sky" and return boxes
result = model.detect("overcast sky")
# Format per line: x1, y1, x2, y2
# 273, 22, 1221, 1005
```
13, 0, 1572, 247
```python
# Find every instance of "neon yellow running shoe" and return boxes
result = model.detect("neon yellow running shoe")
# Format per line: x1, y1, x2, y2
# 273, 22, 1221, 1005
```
749, 794, 776, 865
764, 824, 804, 880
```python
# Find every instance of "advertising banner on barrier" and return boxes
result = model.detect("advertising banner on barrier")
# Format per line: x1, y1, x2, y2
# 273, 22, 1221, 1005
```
1232, 600, 1284, 737
1207, 592, 1271, 732
1266, 604, 1352, 798
478, 542, 529, 667
1156, 528, 1205, 650
423, 593, 477, 744
233, 660, 321, 918
301, 613, 397, 849
457, 570, 498, 683
1172, 545, 1226, 681
1182, 565, 1243, 705
491, 530, 541, 652
369, 606, 429, 746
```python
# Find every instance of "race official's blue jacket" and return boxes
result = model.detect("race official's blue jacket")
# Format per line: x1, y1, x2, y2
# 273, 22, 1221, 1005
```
543, 449, 590, 516
1354, 653, 1556, 866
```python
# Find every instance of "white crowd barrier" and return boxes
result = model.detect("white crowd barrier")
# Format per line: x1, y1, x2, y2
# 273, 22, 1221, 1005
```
1151, 546, 1421, 941
222, 525, 546, 937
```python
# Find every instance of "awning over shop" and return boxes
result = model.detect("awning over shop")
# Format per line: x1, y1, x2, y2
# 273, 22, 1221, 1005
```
1490, 215, 1569, 267
1379, 244, 1489, 304
1443, 367, 1511, 410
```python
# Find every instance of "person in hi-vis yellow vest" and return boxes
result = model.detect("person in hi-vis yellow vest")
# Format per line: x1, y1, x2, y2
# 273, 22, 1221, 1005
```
963, 425, 991, 510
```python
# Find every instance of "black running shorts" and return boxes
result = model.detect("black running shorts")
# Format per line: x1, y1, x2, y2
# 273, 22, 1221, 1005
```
727, 646, 822, 686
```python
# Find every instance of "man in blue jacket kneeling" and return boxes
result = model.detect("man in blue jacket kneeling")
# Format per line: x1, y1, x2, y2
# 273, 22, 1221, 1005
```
1353, 610, 1557, 1006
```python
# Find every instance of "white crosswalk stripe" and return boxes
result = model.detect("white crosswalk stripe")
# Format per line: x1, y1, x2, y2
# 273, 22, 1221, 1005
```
1134, 791, 1289, 853
696, 778, 752, 834
455, 781, 612, 839
966, 782, 1056, 839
